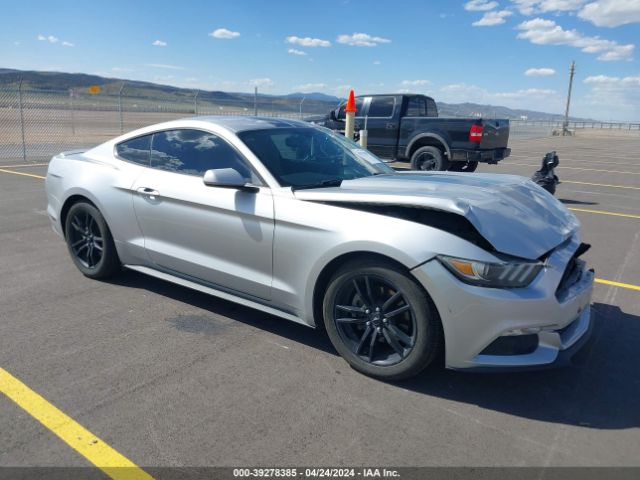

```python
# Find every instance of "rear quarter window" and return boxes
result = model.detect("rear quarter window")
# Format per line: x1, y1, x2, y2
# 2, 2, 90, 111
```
426, 98, 438, 117
115, 135, 151, 165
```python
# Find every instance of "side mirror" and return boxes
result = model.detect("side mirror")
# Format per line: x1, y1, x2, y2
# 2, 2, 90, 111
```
203, 168, 258, 192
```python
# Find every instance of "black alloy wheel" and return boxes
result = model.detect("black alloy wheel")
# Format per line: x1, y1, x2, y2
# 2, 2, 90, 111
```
68, 210, 104, 269
64, 202, 120, 279
332, 274, 417, 366
323, 260, 443, 380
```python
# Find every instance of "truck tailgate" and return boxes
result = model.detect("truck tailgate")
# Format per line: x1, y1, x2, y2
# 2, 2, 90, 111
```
480, 119, 510, 150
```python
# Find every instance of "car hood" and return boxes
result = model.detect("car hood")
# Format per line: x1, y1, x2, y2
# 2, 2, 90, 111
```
294, 172, 579, 260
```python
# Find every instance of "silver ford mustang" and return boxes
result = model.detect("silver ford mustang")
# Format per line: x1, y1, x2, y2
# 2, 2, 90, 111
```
45, 117, 594, 380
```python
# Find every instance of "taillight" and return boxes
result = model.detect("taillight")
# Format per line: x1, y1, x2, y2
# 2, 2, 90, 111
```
469, 124, 484, 142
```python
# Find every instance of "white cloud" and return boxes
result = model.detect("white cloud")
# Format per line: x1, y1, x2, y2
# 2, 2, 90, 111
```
152, 40, 167, 47
37, 34, 74, 46
336, 33, 391, 47
439, 82, 563, 111
525, 67, 556, 76
249, 78, 274, 87
578, 74, 640, 121
286, 36, 331, 47
37, 34, 59, 44
145, 63, 185, 70
294, 83, 328, 92
112, 67, 133, 72
584, 74, 615, 83
494, 88, 557, 98
473, 10, 513, 26
287, 48, 307, 56
517, 18, 635, 61
373, 60, 381, 65
510, 0, 588, 15
578, 0, 640, 27
209, 28, 240, 39
465, 0, 499, 11
400, 80, 431, 86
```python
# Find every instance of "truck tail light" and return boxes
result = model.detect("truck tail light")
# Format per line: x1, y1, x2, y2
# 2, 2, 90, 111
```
469, 124, 484, 142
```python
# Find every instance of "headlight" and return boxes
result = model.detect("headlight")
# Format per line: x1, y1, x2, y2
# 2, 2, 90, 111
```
437, 255, 543, 288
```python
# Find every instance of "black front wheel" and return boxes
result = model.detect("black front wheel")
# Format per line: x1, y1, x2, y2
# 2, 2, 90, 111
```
323, 260, 443, 380
64, 202, 120, 279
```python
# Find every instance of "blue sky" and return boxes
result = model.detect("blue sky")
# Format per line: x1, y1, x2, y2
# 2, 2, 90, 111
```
1, 0, 639, 120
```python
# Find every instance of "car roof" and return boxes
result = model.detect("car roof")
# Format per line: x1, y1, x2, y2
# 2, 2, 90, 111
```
188, 115, 313, 133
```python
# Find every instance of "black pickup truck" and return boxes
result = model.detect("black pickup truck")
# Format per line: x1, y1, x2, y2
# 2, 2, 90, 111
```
310, 94, 511, 172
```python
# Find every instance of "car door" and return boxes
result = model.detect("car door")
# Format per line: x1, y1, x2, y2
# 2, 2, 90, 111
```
364, 96, 398, 159
132, 128, 274, 300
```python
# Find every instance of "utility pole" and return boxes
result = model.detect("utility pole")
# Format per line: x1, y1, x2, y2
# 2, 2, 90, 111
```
563, 61, 575, 136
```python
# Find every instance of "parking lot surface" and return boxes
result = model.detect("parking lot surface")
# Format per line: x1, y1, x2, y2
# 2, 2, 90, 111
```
1, 132, 639, 472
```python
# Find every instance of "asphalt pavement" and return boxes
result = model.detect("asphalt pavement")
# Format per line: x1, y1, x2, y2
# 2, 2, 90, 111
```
0, 132, 639, 473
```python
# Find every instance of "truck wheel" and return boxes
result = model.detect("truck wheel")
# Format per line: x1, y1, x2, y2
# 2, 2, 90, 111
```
411, 146, 449, 171
449, 161, 478, 172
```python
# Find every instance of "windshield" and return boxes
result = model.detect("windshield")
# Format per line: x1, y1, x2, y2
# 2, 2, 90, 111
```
238, 127, 394, 188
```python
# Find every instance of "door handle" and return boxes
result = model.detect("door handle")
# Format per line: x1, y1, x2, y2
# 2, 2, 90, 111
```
386, 123, 396, 130
137, 187, 160, 200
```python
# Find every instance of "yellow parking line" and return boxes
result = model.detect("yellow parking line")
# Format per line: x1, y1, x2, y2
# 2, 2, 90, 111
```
0, 168, 46, 180
595, 278, 640, 292
568, 207, 640, 219
563, 180, 640, 190
0, 163, 49, 168
518, 164, 640, 175
0, 367, 153, 480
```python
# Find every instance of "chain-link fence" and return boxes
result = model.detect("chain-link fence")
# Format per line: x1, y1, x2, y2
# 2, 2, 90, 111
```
2, 84, 639, 163
0, 84, 338, 163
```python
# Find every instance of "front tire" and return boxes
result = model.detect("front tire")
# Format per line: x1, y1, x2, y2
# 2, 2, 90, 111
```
410, 146, 450, 171
64, 202, 120, 279
322, 260, 443, 381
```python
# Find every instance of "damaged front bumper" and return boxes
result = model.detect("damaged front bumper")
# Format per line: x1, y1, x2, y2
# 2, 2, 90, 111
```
412, 234, 594, 371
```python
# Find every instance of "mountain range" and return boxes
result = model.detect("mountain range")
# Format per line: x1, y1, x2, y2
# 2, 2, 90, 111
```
0, 68, 587, 121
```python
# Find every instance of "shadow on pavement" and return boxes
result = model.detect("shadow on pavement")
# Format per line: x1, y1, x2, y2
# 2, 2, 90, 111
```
401, 302, 640, 430
111, 270, 639, 430
109, 269, 336, 355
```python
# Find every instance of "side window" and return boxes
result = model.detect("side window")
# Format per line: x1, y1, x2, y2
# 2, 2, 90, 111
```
426, 98, 438, 117
368, 96, 395, 117
150, 129, 258, 182
406, 97, 427, 117
115, 134, 151, 165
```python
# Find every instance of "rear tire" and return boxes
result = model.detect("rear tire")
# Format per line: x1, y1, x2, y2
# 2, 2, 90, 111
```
410, 146, 449, 172
64, 202, 120, 279
449, 161, 478, 172
322, 259, 443, 381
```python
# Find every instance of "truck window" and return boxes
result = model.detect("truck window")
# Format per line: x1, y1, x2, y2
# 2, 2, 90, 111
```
406, 97, 427, 117
426, 98, 438, 117
367, 96, 395, 118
